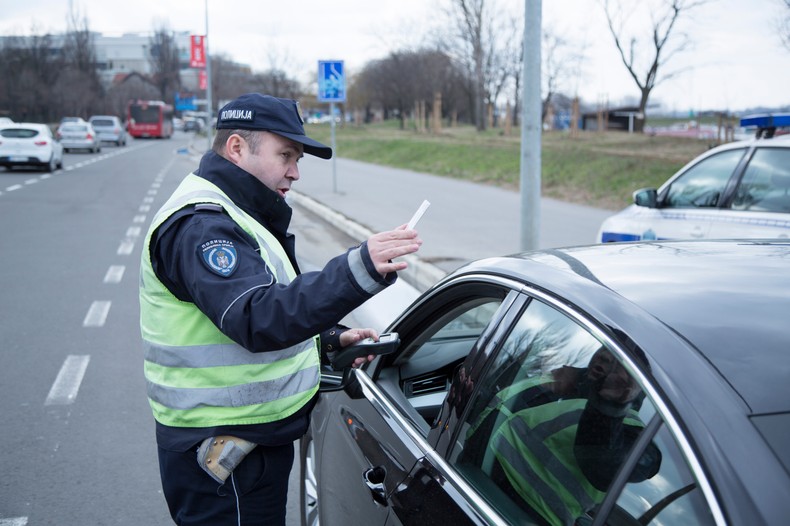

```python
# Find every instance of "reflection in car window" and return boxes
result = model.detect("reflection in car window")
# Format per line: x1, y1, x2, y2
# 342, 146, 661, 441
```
450, 299, 662, 526
731, 148, 790, 213
664, 149, 745, 208
608, 423, 715, 526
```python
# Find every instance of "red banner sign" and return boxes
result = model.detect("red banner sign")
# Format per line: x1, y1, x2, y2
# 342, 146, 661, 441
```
199, 69, 208, 90
190, 35, 206, 68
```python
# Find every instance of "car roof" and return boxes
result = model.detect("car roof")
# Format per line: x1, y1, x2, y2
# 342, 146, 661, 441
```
451, 239, 790, 415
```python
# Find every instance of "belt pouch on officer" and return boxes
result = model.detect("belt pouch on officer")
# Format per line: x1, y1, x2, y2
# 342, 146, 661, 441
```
196, 435, 257, 483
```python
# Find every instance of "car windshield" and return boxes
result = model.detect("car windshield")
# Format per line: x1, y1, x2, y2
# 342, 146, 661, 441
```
0, 128, 39, 138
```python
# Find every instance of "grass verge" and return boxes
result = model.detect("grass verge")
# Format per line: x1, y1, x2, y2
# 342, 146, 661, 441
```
305, 121, 715, 211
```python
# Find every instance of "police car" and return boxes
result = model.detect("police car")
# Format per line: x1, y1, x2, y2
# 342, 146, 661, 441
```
598, 114, 790, 242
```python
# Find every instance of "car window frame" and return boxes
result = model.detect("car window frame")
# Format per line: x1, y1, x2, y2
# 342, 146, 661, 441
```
362, 276, 522, 438
441, 284, 727, 526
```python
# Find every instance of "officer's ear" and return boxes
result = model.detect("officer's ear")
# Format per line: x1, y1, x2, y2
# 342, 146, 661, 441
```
224, 134, 245, 164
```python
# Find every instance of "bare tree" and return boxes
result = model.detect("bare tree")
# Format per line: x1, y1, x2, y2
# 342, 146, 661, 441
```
149, 24, 181, 104
55, 6, 103, 118
446, 0, 488, 130
0, 32, 61, 122
780, 0, 790, 51
600, 0, 707, 115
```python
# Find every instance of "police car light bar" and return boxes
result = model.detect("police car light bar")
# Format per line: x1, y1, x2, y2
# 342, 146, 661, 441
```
740, 113, 790, 138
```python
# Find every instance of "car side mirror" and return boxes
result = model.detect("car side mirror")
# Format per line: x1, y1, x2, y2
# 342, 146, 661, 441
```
318, 367, 364, 399
633, 188, 658, 208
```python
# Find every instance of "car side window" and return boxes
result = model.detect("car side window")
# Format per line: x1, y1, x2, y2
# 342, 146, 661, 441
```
448, 298, 663, 526
604, 421, 716, 526
663, 149, 745, 208
731, 148, 790, 213
385, 292, 506, 430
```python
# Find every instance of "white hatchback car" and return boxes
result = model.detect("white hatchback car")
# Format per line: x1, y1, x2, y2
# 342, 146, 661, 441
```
599, 114, 790, 242
0, 123, 64, 172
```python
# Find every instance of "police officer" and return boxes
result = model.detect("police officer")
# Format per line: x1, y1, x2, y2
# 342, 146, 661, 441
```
139, 93, 422, 525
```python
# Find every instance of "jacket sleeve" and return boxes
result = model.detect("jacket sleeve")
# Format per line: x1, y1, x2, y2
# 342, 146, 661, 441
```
150, 206, 395, 352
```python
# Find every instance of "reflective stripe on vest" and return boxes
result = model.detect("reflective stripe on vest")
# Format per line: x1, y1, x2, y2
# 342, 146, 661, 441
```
140, 174, 319, 428
492, 400, 603, 526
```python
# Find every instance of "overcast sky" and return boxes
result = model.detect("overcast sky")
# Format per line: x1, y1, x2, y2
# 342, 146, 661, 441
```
2, 0, 789, 113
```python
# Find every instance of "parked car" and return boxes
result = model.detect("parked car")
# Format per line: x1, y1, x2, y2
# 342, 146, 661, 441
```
301, 239, 790, 526
0, 122, 63, 172
56, 122, 101, 153
0, 117, 14, 127
183, 118, 204, 132
598, 114, 790, 242
88, 115, 127, 146
59, 116, 86, 125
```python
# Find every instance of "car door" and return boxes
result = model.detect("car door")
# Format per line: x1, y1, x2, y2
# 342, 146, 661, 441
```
650, 148, 748, 239
310, 277, 522, 526
436, 292, 720, 526
712, 145, 790, 239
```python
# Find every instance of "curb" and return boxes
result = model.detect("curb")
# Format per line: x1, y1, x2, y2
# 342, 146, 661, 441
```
288, 191, 447, 293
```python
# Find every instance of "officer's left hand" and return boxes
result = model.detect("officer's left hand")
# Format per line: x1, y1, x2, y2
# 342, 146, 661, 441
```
340, 328, 379, 368
367, 226, 422, 276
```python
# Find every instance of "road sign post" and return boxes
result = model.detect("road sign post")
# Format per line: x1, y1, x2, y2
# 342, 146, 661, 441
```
318, 61, 346, 193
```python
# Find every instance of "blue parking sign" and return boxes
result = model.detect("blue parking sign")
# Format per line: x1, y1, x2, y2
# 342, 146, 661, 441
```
318, 61, 346, 102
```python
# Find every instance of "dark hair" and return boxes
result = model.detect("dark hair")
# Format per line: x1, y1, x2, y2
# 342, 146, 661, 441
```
212, 128, 263, 156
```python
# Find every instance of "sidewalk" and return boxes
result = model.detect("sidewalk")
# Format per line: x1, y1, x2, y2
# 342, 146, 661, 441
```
290, 156, 614, 292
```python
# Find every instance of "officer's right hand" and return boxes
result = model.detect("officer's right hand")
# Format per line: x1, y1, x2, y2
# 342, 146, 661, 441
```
366, 226, 422, 276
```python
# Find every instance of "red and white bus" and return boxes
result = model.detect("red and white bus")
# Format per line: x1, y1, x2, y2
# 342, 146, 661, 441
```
126, 100, 174, 138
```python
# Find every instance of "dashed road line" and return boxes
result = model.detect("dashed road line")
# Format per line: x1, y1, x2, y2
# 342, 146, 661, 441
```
103, 265, 126, 284
83, 300, 111, 327
117, 239, 135, 255
45, 355, 90, 406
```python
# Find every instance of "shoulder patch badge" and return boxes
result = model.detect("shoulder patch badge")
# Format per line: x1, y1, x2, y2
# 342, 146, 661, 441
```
200, 239, 238, 277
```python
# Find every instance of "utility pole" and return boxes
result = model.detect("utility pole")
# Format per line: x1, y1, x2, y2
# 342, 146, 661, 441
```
520, 0, 542, 250
205, 0, 213, 150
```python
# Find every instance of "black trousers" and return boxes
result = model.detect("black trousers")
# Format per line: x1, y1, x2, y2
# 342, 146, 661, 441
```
158, 442, 294, 526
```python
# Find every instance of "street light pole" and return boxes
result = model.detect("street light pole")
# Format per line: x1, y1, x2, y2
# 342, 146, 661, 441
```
205, 0, 213, 150
520, 0, 542, 251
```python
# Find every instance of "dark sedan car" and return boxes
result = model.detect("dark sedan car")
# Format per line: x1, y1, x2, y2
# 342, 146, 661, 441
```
300, 239, 790, 526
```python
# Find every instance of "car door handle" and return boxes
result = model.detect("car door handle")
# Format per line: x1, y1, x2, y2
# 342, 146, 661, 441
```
363, 466, 388, 506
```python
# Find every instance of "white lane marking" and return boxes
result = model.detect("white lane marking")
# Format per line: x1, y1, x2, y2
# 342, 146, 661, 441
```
40, 174, 52, 179
45, 355, 90, 406
133, 215, 146, 223
126, 226, 142, 237
24, 178, 38, 185
139, 204, 151, 212
0, 517, 29, 525
147, 189, 157, 195
103, 265, 125, 284
5, 184, 22, 192
83, 300, 111, 327
117, 239, 135, 255
143, 196, 154, 203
